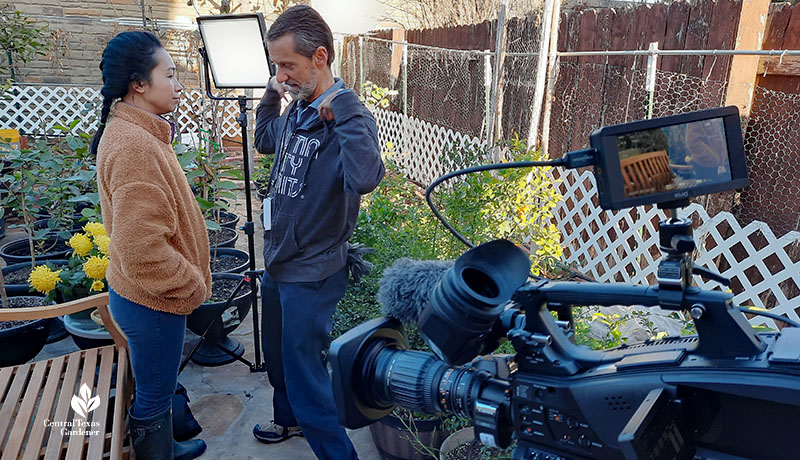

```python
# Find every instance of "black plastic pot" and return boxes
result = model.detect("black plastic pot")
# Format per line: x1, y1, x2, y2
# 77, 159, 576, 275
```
370, 412, 449, 460
209, 247, 249, 274
1, 259, 71, 344
186, 273, 252, 366
33, 215, 85, 233
208, 227, 238, 249
0, 236, 71, 265
211, 209, 240, 229
0, 295, 52, 366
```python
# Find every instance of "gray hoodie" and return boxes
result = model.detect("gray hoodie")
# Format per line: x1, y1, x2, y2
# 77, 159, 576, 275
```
254, 81, 385, 282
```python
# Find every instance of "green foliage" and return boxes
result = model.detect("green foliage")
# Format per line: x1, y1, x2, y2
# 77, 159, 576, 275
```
334, 135, 564, 354
174, 140, 240, 231
436, 134, 563, 274
0, 122, 97, 263
0, 5, 48, 89
359, 80, 398, 110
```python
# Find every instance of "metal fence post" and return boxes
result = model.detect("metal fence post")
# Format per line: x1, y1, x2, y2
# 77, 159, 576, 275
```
528, 0, 556, 148
646, 42, 659, 120
358, 36, 364, 94
402, 40, 408, 117
540, 0, 562, 158
486, 0, 507, 158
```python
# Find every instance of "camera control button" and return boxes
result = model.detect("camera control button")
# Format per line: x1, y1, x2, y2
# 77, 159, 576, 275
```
579, 435, 592, 448
566, 416, 579, 429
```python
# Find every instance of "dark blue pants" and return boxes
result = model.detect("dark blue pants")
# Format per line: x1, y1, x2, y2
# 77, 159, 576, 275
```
108, 288, 186, 418
261, 266, 358, 460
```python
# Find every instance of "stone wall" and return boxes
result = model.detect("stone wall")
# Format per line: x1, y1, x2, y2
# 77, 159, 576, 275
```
9, 0, 282, 87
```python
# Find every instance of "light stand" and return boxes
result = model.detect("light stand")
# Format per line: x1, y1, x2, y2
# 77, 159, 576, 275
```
179, 14, 274, 373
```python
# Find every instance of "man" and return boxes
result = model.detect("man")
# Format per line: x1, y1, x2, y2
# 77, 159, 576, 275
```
251, 5, 384, 460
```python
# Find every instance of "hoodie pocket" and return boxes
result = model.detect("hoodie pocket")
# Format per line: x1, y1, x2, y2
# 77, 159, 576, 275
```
266, 213, 303, 265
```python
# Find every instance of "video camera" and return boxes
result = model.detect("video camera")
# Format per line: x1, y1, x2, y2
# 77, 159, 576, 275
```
330, 107, 800, 460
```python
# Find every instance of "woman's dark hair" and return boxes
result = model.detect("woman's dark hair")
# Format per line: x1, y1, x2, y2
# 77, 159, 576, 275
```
268, 5, 334, 65
90, 31, 163, 155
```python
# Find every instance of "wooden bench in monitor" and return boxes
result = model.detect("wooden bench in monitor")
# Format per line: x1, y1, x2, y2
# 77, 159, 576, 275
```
0, 292, 133, 460
619, 150, 675, 197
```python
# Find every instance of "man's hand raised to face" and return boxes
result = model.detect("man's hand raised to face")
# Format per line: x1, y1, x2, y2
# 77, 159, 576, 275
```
318, 88, 347, 122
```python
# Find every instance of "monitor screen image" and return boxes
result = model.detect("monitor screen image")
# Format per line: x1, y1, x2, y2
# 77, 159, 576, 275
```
615, 118, 731, 199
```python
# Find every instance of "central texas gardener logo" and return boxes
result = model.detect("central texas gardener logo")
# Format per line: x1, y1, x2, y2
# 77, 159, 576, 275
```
71, 383, 100, 419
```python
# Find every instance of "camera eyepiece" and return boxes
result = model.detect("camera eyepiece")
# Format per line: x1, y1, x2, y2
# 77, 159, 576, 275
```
419, 239, 531, 365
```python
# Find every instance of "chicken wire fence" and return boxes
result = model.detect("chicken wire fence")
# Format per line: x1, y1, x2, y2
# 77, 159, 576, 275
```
545, 59, 800, 236
340, 16, 544, 141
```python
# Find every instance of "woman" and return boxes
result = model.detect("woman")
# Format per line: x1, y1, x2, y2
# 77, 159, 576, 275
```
92, 31, 211, 460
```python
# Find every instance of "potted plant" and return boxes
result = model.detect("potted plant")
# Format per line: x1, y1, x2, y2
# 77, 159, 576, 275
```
371, 408, 452, 460
175, 142, 242, 249
209, 247, 249, 274
0, 293, 52, 366
0, 139, 71, 265
27, 222, 112, 349
186, 273, 252, 366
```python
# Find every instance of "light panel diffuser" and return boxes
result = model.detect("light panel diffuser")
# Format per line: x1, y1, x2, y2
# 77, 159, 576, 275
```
197, 14, 273, 89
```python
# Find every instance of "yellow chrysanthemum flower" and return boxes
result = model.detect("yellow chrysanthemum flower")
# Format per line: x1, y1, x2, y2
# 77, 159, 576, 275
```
68, 233, 94, 257
83, 222, 107, 238
28, 265, 63, 295
83, 256, 110, 280
93, 234, 110, 256
90, 280, 105, 292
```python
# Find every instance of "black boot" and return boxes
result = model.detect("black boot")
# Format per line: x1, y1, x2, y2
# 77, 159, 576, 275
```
173, 383, 203, 441
129, 408, 173, 460
129, 408, 207, 460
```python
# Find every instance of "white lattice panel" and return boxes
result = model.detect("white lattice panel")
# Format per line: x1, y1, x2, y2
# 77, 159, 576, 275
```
372, 108, 484, 185
552, 168, 800, 329
0, 85, 101, 134
0, 85, 240, 139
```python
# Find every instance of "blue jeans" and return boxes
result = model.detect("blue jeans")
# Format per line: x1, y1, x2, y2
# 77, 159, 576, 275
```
261, 266, 358, 460
108, 288, 186, 418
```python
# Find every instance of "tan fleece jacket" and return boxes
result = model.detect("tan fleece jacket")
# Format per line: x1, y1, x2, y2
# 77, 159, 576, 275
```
97, 102, 212, 315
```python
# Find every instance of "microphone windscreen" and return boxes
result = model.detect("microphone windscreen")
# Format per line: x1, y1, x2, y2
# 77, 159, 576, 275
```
378, 258, 454, 324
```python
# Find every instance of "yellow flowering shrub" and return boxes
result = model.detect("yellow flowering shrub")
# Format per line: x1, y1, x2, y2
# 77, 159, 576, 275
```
83, 256, 109, 280
28, 265, 63, 295
94, 234, 110, 256
68, 233, 94, 257
83, 222, 107, 238
29, 222, 110, 302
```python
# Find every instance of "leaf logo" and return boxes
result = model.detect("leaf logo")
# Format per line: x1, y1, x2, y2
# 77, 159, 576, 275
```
71, 383, 100, 419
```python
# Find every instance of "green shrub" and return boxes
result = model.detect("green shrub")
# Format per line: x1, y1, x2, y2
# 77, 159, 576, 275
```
334, 135, 564, 350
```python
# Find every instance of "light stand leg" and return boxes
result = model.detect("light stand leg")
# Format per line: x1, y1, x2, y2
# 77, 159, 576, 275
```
237, 95, 267, 372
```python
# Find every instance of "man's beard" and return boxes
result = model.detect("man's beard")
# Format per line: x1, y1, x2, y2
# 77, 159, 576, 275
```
289, 69, 318, 101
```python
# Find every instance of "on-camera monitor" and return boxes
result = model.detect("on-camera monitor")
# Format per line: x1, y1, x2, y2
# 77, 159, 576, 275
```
590, 106, 748, 210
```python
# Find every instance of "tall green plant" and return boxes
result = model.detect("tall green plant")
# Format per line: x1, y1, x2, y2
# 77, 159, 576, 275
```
0, 5, 48, 94
175, 141, 242, 231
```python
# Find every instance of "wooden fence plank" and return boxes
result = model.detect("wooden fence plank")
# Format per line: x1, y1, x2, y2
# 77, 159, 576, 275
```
663, 2, 691, 73
763, 3, 793, 50
704, 0, 741, 81
683, 0, 714, 77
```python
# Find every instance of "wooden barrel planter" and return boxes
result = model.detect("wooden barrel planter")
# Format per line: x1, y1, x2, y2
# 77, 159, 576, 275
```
370, 412, 450, 460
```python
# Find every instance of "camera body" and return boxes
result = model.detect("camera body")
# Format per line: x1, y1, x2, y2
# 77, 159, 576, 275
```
330, 108, 800, 460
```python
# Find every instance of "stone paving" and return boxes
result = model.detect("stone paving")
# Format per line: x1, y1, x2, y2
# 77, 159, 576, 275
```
6, 188, 380, 460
